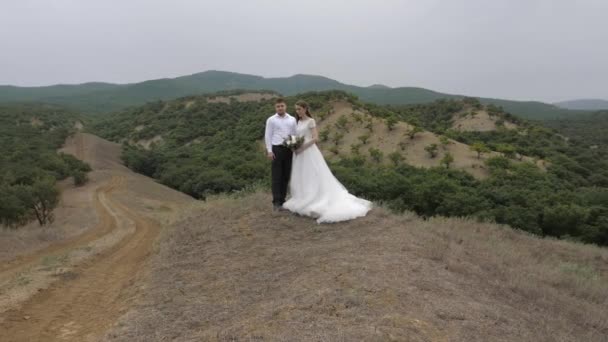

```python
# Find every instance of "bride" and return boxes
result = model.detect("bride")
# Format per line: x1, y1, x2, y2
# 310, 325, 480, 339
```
282, 100, 372, 223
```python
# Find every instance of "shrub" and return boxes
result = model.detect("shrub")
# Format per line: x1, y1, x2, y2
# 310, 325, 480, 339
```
425, 144, 439, 158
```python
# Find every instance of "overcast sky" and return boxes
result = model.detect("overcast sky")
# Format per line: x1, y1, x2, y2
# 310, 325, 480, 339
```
1, 0, 607, 102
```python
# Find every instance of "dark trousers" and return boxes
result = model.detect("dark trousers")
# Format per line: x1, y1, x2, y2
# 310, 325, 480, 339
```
271, 145, 293, 206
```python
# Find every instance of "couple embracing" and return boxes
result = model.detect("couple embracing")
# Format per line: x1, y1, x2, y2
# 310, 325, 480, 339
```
264, 98, 372, 223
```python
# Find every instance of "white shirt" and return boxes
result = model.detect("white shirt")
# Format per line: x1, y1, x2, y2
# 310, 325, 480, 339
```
265, 113, 297, 152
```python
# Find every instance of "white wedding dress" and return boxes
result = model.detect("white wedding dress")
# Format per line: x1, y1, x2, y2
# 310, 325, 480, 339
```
283, 118, 372, 223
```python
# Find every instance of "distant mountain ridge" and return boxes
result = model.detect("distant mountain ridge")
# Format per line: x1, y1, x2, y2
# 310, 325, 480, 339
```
0, 70, 590, 120
554, 98, 608, 110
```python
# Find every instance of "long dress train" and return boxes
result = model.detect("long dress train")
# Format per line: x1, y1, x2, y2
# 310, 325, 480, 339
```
283, 118, 372, 223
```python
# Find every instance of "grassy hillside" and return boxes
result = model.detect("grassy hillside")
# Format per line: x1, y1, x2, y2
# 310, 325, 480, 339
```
1, 71, 589, 120
90, 90, 608, 245
105, 191, 608, 341
0, 103, 91, 228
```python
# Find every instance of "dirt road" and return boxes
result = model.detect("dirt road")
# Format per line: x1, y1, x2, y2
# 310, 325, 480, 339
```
0, 133, 191, 341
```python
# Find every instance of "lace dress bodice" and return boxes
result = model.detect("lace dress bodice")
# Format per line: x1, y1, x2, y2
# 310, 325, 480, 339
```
296, 118, 316, 142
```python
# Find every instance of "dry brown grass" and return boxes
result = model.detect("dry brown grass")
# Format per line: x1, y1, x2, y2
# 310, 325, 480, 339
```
105, 192, 608, 342
451, 110, 518, 132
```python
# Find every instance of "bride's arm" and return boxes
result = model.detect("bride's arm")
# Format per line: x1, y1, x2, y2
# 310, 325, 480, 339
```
296, 126, 319, 154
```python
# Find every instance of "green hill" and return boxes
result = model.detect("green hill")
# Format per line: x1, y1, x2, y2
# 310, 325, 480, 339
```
0, 71, 589, 120
545, 110, 608, 149
89, 90, 608, 246
554, 99, 608, 111
0, 103, 91, 227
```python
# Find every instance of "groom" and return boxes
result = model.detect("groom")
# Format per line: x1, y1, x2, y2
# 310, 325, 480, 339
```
264, 98, 297, 210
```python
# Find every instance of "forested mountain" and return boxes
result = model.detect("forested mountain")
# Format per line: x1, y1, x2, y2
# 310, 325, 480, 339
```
545, 110, 608, 150
90, 90, 608, 246
1, 71, 588, 120
0, 103, 91, 227
554, 99, 608, 110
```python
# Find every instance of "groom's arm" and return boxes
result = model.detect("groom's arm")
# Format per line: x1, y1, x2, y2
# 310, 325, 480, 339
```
264, 118, 275, 160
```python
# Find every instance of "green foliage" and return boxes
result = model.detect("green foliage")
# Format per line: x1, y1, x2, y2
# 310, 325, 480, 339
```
388, 151, 404, 166
358, 133, 371, 145
364, 117, 374, 132
352, 112, 364, 124
386, 116, 398, 131
73, 170, 88, 186
496, 143, 517, 159
369, 148, 383, 163
439, 136, 450, 149
317, 110, 328, 122
85, 90, 608, 246
332, 132, 345, 146
424, 144, 439, 158
407, 126, 423, 139
398, 140, 408, 151
1, 70, 588, 120
441, 152, 454, 169
20, 177, 60, 226
541, 204, 590, 238
320, 128, 331, 142
0, 104, 90, 228
485, 156, 512, 172
335, 116, 349, 131
470, 142, 490, 159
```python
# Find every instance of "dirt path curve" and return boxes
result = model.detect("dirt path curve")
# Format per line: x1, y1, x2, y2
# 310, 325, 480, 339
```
0, 175, 160, 341
0, 133, 165, 341
0, 176, 122, 276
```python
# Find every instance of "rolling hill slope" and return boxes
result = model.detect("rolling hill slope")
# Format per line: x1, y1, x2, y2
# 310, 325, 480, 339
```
104, 190, 608, 341
554, 99, 608, 110
89, 90, 608, 245
1, 71, 589, 119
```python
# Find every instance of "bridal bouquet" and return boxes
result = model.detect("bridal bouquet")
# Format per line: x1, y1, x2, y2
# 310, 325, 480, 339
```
283, 135, 305, 151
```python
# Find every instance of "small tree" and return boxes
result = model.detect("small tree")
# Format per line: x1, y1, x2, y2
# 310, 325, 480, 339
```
439, 136, 450, 150
470, 142, 490, 159
335, 116, 349, 131
485, 156, 511, 171
496, 143, 517, 159
320, 128, 330, 142
358, 133, 371, 145
73, 170, 88, 186
352, 112, 364, 124
440, 152, 454, 169
386, 116, 398, 131
407, 126, 423, 139
424, 144, 439, 158
388, 151, 404, 166
369, 148, 383, 163
317, 112, 326, 121
365, 118, 374, 132
332, 132, 344, 146
17, 177, 59, 226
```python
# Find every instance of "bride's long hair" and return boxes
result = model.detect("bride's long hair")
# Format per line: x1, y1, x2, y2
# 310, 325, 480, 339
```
295, 100, 313, 122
